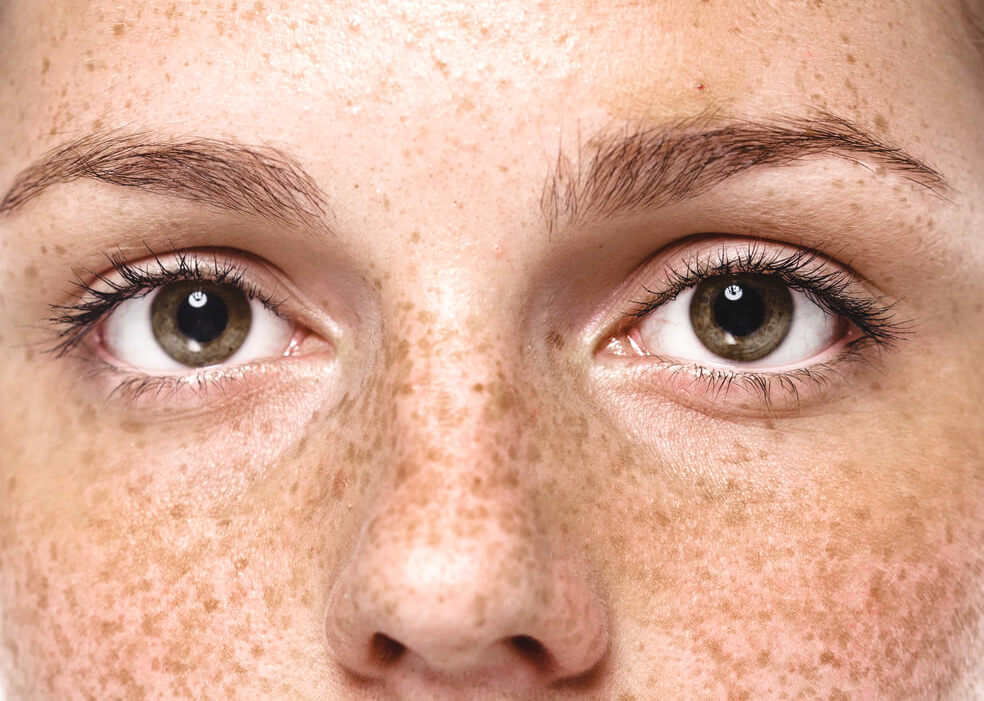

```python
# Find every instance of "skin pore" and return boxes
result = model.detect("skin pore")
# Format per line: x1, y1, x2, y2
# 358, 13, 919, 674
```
0, 0, 983, 699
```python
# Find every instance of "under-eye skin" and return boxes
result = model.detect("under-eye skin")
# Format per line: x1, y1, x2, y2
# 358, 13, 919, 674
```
46, 247, 311, 404
600, 239, 912, 408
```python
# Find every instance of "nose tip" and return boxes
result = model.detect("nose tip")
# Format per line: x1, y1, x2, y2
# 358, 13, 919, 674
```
324, 515, 610, 692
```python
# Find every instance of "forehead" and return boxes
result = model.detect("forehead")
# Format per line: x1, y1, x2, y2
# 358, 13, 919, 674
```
0, 0, 981, 195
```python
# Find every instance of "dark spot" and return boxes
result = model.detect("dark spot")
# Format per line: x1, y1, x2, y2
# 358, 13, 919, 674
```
546, 331, 565, 350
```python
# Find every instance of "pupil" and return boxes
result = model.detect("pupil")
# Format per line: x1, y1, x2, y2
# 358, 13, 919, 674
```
713, 282, 765, 337
176, 290, 229, 343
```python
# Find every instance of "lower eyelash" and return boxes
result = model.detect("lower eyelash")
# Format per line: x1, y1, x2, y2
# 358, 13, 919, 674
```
67, 352, 261, 408
651, 336, 880, 410
109, 368, 250, 404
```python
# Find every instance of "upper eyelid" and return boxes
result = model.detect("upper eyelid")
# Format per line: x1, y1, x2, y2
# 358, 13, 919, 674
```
48, 249, 289, 357
618, 241, 910, 346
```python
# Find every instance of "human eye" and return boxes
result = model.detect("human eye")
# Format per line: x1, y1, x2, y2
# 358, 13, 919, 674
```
48, 247, 322, 405
599, 238, 910, 412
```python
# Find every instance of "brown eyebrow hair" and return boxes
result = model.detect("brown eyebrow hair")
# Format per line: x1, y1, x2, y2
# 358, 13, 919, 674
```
541, 111, 949, 235
0, 113, 947, 236
0, 130, 329, 226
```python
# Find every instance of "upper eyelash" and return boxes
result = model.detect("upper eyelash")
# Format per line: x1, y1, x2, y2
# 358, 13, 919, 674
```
627, 241, 911, 347
48, 247, 281, 358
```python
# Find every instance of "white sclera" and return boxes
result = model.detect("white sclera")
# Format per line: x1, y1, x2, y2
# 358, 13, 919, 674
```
635, 285, 841, 369
101, 288, 294, 372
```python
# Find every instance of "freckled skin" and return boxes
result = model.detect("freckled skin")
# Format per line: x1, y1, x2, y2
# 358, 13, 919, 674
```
0, 1, 983, 699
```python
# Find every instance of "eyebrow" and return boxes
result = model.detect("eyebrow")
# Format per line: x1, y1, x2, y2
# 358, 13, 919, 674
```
541, 111, 949, 235
0, 131, 329, 226
0, 113, 947, 236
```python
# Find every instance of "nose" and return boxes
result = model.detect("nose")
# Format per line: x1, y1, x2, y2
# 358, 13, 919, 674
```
324, 343, 610, 694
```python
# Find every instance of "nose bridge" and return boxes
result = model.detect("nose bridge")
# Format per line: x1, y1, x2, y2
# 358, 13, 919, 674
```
388, 294, 532, 475
384, 307, 537, 570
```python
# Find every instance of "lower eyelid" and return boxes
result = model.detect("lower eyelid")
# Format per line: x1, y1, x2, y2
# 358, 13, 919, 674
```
73, 347, 333, 413
594, 325, 877, 416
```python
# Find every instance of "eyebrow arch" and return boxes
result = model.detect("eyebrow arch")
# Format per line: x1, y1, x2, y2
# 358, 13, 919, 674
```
0, 131, 329, 227
541, 111, 949, 234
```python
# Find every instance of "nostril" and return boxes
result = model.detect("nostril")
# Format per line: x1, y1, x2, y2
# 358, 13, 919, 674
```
508, 635, 553, 673
370, 633, 406, 666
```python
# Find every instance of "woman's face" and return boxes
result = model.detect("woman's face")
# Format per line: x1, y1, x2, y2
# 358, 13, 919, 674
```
1, 1, 982, 699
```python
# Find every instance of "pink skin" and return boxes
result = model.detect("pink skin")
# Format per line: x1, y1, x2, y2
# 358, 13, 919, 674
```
0, 1, 983, 699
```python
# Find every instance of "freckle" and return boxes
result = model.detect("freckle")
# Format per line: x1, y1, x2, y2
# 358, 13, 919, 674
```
120, 420, 145, 434
874, 113, 888, 131
203, 598, 219, 613
263, 585, 282, 609
332, 469, 347, 499
845, 53, 855, 63
24, 265, 37, 279
41, 56, 51, 74
113, 21, 126, 35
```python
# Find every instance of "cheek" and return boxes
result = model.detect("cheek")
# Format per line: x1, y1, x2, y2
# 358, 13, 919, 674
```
0, 389, 372, 698
0, 480, 342, 698
596, 457, 983, 699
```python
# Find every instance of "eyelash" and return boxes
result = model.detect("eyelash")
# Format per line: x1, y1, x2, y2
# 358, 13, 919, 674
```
48, 248, 287, 401
618, 242, 910, 406
50, 243, 908, 408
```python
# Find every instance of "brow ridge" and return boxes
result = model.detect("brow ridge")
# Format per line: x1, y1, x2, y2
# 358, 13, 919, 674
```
541, 111, 949, 235
0, 130, 330, 226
